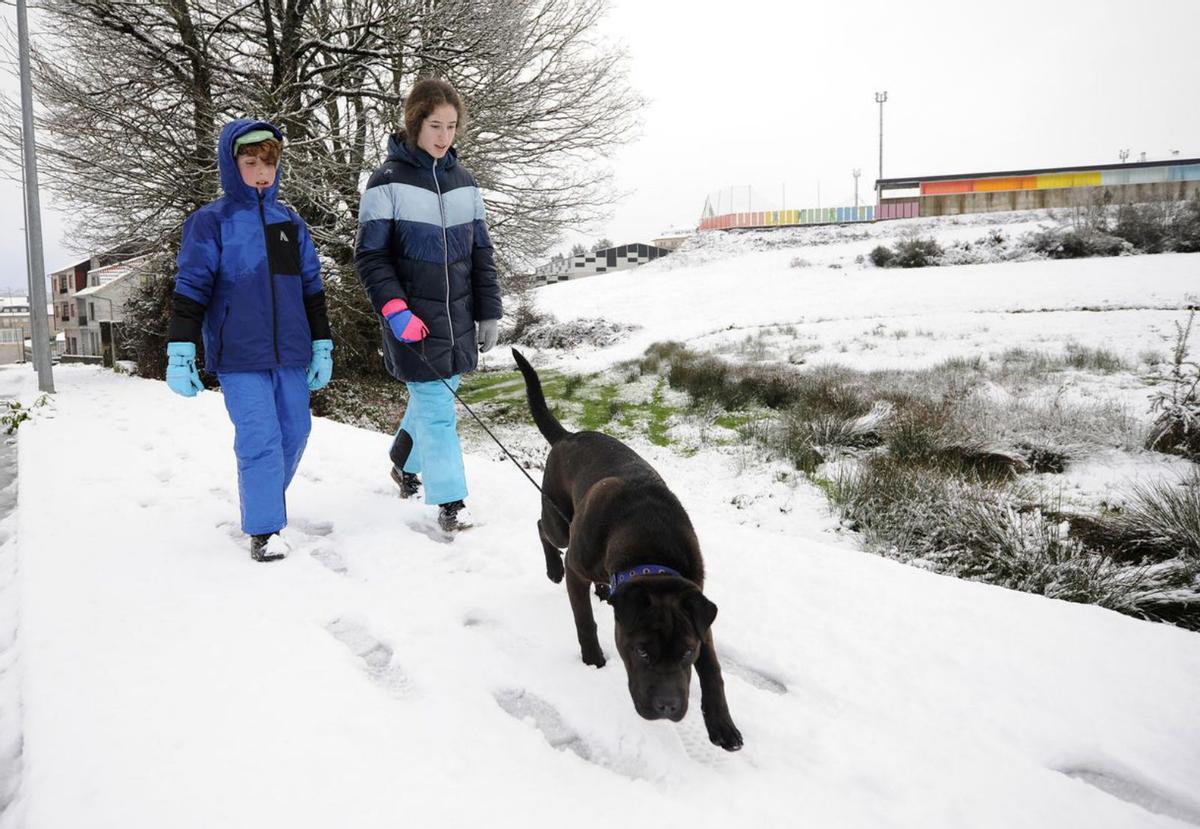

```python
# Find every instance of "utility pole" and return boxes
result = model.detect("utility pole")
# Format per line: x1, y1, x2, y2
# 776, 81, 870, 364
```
1119, 148, 1130, 164
874, 90, 888, 205
17, 0, 54, 393
853, 168, 861, 213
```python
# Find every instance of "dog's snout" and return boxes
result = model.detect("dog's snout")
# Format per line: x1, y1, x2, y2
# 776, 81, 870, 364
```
652, 696, 683, 719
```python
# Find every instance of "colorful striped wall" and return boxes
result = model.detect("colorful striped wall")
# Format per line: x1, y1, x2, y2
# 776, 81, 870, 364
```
918, 163, 1200, 197
699, 205, 874, 231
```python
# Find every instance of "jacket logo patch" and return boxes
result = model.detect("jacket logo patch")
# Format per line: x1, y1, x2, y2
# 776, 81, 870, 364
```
266, 220, 302, 276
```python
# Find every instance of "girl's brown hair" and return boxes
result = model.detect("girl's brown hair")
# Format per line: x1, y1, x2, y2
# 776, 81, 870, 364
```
403, 79, 466, 145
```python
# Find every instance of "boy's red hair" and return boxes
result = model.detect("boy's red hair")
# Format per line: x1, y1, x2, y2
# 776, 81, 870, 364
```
236, 138, 281, 166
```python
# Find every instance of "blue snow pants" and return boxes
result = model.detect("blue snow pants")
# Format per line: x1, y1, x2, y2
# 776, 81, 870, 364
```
219, 367, 312, 535
397, 375, 468, 506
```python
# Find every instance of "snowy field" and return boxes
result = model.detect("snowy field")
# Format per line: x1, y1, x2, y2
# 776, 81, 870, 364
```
529, 212, 1199, 376
4, 209, 1200, 828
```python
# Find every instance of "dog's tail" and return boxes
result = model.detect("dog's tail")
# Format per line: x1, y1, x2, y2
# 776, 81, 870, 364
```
512, 348, 568, 445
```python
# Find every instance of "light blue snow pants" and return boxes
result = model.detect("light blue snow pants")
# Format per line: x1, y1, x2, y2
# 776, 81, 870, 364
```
220, 367, 312, 535
397, 375, 468, 506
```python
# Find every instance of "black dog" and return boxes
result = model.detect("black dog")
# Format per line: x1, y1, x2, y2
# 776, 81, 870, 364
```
512, 348, 742, 751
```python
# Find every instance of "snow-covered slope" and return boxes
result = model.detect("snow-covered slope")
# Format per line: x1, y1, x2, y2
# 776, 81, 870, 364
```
4, 210, 1200, 828
3, 359, 1199, 828
530, 213, 1199, 374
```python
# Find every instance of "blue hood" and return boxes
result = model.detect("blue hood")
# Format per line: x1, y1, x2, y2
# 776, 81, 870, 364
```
218, 119, 284, 204
386, 132, 458, 172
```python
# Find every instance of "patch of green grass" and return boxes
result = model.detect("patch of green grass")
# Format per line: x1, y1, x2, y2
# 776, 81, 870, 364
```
714, 413, 750, 430
645, 381, 674, 446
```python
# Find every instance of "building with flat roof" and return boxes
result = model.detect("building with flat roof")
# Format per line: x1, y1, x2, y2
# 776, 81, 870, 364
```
535, 243, 671, 285
875, 157, 1200, 219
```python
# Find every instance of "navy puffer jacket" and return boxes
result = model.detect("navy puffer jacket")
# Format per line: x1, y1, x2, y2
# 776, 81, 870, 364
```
354, 134, 501, 382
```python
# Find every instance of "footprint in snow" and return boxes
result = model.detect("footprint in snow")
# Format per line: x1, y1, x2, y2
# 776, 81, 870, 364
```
719, 650, 788, 695
326, 617, 411, 697
493, 688, 592, 761
309, 546, 348, 575
668, 695, 739, 771
493, 688, 646, 780
294, 519, 334, 537
1058, 765, 1200, 826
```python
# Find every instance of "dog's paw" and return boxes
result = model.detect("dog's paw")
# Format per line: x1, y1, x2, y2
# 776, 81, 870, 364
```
545, 557, 564, 583
704, 712, 744, 752
581, 647, 606, 669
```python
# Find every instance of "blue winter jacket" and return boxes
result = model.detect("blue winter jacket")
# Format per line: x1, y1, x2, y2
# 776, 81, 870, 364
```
168, 119, 330, 373
354, 134, 501, 382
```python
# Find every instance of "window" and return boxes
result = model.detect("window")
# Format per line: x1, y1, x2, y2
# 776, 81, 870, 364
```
89, 302, 95, 320
0, 330, 21, 344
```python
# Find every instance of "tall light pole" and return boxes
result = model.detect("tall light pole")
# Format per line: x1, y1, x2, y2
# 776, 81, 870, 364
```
874, 91, 888, 207
853, 168, 861, 213
17, 0, 55, 393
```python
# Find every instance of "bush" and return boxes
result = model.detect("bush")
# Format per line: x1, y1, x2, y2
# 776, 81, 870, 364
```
1064, 343, 1126, 373
827, 457, 1168, 621
1115, 202, 1170, 253
1170, 191, 1200, 252
868, 245, 895, 267
1112, 477, 1200, 562
891, 235, 942, 268
1029, 226, 1130, 259
1147, 311, 1200, 461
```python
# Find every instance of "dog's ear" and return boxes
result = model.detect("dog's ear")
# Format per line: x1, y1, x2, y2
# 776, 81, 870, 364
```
610, 583, 651, 628
683, 590, 718, 635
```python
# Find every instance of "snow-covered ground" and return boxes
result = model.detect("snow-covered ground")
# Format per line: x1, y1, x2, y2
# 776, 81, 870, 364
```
530, 212, 1198, 375
3, 209, 1200, 828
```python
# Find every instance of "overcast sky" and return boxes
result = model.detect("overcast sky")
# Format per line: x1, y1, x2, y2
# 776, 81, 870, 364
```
2, 0, 1198, 292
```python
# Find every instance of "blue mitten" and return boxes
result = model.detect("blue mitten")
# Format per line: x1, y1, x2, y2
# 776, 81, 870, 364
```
307, 339, 334, 391
165, 342, 203, 397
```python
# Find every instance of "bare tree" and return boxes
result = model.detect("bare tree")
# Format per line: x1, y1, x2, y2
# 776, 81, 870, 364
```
0, 0, 640, 373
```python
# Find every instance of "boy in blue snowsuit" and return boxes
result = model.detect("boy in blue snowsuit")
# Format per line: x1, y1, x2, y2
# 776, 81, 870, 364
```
165, 120, 334, 562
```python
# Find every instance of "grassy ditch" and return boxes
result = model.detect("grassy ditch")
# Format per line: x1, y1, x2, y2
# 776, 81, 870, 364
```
638, 341, 1200, 630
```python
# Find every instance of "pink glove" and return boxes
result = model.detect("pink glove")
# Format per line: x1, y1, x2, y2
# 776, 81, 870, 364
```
382, 298, 429, 343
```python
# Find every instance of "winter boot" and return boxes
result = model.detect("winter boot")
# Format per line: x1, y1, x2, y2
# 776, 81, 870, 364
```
390, 466, 421, 499
250, 532, 288, 562
437, 500, 470, 533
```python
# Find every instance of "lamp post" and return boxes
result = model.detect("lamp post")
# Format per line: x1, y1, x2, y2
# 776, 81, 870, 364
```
878, 90, 888, 203
17, 0, 54, 393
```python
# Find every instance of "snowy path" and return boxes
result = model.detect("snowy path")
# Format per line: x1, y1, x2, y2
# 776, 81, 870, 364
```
4, 364, 1200, 827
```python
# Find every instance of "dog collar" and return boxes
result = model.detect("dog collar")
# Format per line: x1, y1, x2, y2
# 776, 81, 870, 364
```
608, 564, 683, 596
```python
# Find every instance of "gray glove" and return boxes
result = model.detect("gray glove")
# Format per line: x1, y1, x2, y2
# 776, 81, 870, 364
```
477, 319, 499, 353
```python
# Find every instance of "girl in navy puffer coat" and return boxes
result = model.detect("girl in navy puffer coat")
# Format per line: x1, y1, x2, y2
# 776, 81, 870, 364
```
355, 79, 502, 532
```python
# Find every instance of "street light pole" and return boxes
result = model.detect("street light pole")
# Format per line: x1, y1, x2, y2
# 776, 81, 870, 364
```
17, 0, 55, 393
874, 90, 888, 206
853, 168, 861, 213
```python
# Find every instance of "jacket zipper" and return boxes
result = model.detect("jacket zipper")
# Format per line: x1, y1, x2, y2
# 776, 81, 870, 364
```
257, 191, 281, 365
431, 159, 454, 352
217, 303, 230, 364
